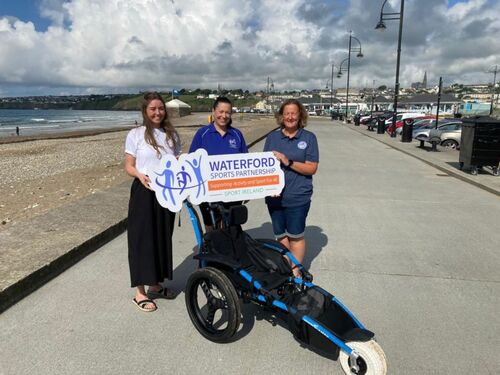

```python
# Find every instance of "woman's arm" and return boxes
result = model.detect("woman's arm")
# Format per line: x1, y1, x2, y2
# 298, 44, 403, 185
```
271, 151, 318, 176
125, 153, 152, 189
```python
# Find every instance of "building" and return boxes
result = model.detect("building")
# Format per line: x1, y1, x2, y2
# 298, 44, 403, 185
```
166, 99, 191, 117
399, 93, 460, 114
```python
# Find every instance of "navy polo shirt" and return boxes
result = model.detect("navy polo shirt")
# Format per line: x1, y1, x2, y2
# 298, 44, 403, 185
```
189, 123, 248, 155
264, 128, 319, 207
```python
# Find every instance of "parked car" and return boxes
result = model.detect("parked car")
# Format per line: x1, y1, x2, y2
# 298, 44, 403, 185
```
393, 116, 435, 135
413, 121, 462, 142
387, 114, 431, 136
361, 112, 389, 123
384, 112, 427, 126
411, 118, 459, 129
438, 125, 462, 149
363, 112, 392, 130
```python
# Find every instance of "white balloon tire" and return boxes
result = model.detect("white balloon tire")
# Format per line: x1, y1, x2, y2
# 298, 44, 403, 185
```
339, 340, 387, 375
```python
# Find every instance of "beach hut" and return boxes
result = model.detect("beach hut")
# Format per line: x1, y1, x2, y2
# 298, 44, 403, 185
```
166, 99, 191, 117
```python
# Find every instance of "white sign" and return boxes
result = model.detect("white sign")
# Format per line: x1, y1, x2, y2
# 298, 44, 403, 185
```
146, 149, 284, 212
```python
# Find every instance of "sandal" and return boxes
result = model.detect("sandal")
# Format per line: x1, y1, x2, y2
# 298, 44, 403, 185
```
147, 287, 176, 300
132, 297, 157, 312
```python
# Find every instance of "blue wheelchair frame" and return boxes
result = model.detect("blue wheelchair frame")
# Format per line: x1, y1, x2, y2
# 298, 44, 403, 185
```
184, 201, 375, 371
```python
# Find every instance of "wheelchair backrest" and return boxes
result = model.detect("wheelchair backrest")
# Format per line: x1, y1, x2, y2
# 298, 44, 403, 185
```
228, 205, 248, 226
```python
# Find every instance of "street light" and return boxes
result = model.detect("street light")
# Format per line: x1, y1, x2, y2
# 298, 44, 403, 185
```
342, 31, 363, 122
370, 80, 376, 117
376, 0, 405, 138
337, 57, 349, 120
327, 63, 340, 119
488, 65, 499, 116
266, 77, 275, 113
330, 63, 334, 119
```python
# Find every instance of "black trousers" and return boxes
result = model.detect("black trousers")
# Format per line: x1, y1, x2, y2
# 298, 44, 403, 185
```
127, 179, 175, 287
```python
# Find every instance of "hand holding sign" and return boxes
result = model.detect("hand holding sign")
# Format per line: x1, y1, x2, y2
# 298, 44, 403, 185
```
146, 149, 284, 212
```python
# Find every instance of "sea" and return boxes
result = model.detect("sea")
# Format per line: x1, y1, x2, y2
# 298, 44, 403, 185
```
0, 109, 142, 138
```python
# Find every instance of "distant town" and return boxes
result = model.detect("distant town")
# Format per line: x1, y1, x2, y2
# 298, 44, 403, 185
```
0, 82, 498, 117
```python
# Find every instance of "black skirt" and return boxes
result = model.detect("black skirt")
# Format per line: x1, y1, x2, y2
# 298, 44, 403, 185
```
127, 178, 175, 287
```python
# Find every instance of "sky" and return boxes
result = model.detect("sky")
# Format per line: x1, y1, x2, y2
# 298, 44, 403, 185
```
0, 0, 499, 97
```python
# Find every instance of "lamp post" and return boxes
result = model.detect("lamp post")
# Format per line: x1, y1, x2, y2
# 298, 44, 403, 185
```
330, 63, 335, 119
488, 65, 499, 116
434, 76, 443, 129
342, 31, 363, 122
266, 77, 275, 113
337, 57, 350, 121
370, 80, 376, 117
376, 0, 405, 138
327, 63, 340, 119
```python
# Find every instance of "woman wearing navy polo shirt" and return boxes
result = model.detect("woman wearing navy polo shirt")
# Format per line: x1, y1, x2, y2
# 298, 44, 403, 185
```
264, 99, 319, 278
189, 96, 248, 231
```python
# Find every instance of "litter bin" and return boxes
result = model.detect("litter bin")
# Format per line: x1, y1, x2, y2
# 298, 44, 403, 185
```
401, 121, 413, 142
377, 118, 385, 134
354, 114, 360, 126
459, 116, 500, 175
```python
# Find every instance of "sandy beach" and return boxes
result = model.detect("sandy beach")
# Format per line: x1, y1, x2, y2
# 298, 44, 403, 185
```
0, 113, 277, 229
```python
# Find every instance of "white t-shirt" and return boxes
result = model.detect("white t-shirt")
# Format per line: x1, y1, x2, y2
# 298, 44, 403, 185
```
125, 126, 181, 174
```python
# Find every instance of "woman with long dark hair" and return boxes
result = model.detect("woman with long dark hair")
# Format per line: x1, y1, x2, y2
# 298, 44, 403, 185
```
124, 92, 181, 312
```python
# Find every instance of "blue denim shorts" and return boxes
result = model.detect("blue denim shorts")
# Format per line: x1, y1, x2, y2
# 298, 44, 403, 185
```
266, 201, 311, 239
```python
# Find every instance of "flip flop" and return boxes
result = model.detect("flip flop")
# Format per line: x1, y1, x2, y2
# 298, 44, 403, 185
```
132, 297, 157, 312
147, 287, 176, 300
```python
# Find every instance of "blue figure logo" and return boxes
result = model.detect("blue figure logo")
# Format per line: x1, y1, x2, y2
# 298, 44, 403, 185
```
155, 160, 176, 205
186, 155, 206, 198
151, 150, 209, 209
176, 166, 192, 194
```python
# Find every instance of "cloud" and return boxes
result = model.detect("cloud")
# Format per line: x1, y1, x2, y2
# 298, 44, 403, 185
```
0, 0, 499, 96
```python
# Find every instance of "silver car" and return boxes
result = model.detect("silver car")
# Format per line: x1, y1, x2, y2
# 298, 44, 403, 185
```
438, 125, 462, 149
412, 121, 462, 141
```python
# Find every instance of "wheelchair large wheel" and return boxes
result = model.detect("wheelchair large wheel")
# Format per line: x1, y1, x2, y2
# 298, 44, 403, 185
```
339, 340, 387, 375
185, 267, 241, 343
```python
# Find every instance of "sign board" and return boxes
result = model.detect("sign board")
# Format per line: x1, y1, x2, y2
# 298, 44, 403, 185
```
146, 149, 284, 212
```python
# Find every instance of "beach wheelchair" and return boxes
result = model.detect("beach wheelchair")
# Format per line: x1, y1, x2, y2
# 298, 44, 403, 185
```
184, 202, 387, 375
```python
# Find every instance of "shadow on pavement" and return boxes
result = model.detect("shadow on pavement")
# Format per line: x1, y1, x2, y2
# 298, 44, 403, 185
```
246, 222, 329, 271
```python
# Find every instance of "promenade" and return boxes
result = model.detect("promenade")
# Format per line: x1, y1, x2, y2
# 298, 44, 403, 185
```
1, 119, 499, 374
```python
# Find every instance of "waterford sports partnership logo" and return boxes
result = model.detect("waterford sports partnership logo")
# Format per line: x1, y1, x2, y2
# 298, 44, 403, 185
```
147, 150, 284, 212
147, 149, 210, 212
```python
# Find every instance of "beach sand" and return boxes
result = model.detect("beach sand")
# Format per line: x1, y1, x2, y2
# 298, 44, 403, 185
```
0, 114, 277, 229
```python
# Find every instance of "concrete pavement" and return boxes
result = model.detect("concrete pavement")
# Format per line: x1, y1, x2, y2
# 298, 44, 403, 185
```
1, 119, 499, 374
0, 116, 275, 313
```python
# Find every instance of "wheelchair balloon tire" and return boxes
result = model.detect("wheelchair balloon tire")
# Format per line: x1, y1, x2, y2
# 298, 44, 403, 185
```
339, 339, 387, 375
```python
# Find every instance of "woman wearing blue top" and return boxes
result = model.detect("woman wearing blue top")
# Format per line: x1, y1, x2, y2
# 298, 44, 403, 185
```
189, 96, 248, 231
264, 99, 319, 277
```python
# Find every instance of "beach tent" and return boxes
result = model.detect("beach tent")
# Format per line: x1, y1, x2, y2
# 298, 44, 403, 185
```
166, 99, 191, 117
